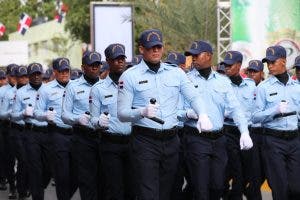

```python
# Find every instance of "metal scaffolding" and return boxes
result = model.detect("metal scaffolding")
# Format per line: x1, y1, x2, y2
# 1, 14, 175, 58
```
217, 0, 231, 63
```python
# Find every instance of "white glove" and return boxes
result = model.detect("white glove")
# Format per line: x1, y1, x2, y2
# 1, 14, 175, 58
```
98, 113, 110, 128
196, 114, 213, 133
277, 101, 288, 113
186, 109, 198, 119
46, 110, 56, 122
24, 105, 34, 117
240, 132, 253, 150
78, 113, 91, 126
140, 103, 159, 118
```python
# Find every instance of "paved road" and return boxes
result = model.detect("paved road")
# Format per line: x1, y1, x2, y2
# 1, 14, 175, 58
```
0, 186, 272, 200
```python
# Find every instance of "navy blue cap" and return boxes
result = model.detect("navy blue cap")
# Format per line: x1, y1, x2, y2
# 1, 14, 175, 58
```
247, 60, 264, 71
221, 51, 243, 65
7, 64, 19, 76
262, 45, 286, 63
139, 29, 163, 48
53, 58, 71, 71
70, 69, 83, 80
293, 55, 300, 68
165, 52, 186, 66
27, 63, 43, 75
82, 51, 102, 65
185, 40, 213, 56
0, 69, 6, 79
216, 63, 225, 73
105, 43, 126, 60
43, 68, 53, 79
16, 65, 28, 77
100, 62, 109, 73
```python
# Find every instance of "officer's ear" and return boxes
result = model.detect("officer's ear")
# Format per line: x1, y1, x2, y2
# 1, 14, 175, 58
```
280, 58, 286, 66
138, 45, 145, 55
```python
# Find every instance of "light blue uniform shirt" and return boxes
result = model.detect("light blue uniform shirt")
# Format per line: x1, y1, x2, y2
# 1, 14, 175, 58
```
224, 78, 256, 127
90, 76, 131, 135
0, 86, 24, 125
183, 69, 249, 133
34, 79, 71, 129
252, 76, 300, 131
62, 76, 96, 129
0, 84, 13, 117
11, 83, 47, 127
117, 60, 207, 130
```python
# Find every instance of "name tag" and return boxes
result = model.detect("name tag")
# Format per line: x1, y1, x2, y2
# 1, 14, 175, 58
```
23, 97, 30, 101
270, 92, 277, 96
77, 90, 84, 94
138, 80, 148, 84
104, 94, 113, 98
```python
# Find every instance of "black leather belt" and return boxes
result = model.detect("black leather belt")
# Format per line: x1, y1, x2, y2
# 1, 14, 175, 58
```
224, 117, 234, 123
132, 125, 178, 140
264, 128, 299, 140
224, 124, 240, 135
101, 132, 130, 144
184, 125, 223, 140
1, 120, 11, 128
48, 124, 72, 135
11, 122, 24, 131
25, 123, 48, 133
73, 125, 99, 138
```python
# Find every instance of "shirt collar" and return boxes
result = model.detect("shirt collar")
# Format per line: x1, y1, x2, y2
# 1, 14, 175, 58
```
140, 60, 169, 74
269, 75, 294, 86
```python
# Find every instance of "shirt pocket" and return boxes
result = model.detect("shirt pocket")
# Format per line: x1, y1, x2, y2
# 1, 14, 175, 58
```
162, 79, 180, 99
49, 94, 62, 107
212, 87, 227, 106
135, 83, 153, 100
101, 96, 117, 116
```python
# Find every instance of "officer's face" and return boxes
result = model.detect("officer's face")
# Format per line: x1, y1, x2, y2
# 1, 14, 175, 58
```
7, 75, 16, 85
107, 56, 126, 74
296, 68, 300, 81
55, 69, 70, 83
192, 52, 212, 69
139, 45, 163, 64
225, 62, 241, 77
266, 58, 286, 75
29, 72, 42, 85
0, 77, 7, 87
247, 69, 263, 85
16, 75, 28, 85
82, 62, 100, 79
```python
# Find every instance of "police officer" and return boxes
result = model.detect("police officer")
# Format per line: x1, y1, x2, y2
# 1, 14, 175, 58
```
70, 69, 83, 80
11, 63, 46, 200
0, 64, 17, 198
62, 51, 102, 200
293, 56, 300, 132
180, 41, 252, 200
34, 58, 76, 200
222, 51, 256, 200
42, 68, 54, 83
253, 46, 300, 200
90, 43, 133, 200
164, 51, 191, 200
117, 29, 213, 200
216, 63, 226, 75
244, 60, 265, 200
0, 68, 7, 190
100, 61, 109, 80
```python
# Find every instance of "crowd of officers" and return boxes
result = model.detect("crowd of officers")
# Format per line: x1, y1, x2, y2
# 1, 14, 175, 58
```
0, 28, 299, 200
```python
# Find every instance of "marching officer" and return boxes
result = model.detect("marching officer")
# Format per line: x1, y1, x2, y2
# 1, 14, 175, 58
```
294, 55, 300, 82
62, 51, 102, 200
34, 58, 76, 200
117, 29, 213, 200
253, 46, 300, 200
1, 65, 29, 199
181, 41, 252, 200
0, 64, 17, 198
11, 63, 46, 200
0, 69, 7, 190
222, 51, 255, 200
245, 60, 265, 200
90, 43, 133, 200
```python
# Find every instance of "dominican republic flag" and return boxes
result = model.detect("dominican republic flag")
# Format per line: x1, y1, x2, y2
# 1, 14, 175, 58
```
17, 13, 32, 35
55, 1, 68, 23
0, 23, 6, 37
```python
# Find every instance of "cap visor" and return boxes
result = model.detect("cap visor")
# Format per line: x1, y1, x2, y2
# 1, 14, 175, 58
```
247, 67, 260, 72
111, 53, 127, 60
220, 59, 235, 65
262, 56, 277, 63
165, 59, 180, 66
184, 49, 200, 56
143, 41, 163, 48
58, 66, 71, 71
29, 70, 42, 75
